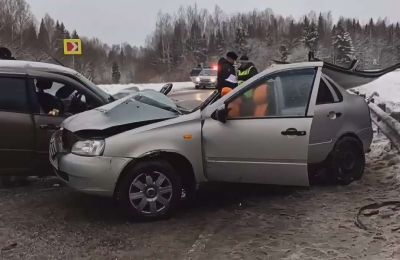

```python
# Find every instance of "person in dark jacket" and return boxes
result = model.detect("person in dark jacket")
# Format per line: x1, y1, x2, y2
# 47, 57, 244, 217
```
216, 51, 238, 92
237, 55, 258, 85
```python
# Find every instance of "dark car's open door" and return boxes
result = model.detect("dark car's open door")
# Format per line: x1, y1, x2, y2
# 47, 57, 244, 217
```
322, 61, 400, 89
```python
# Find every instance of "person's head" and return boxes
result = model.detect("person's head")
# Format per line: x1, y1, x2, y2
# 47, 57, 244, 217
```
238, 55, 250, 67
36, 79, 53, 91
226, 51, 238, 64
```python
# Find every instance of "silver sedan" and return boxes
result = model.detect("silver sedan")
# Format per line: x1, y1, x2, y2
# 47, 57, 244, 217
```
50, 61, 396, 219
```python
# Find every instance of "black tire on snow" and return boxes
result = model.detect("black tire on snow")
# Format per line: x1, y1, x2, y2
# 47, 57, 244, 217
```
328, 137, 365, 185
116, 160, 182, 220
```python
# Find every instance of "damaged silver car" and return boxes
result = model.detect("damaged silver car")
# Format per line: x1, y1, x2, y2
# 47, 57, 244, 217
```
50, 61, 397, 219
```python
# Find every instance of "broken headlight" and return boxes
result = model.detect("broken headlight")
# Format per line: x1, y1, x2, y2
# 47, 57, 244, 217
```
71, 140, 105, 157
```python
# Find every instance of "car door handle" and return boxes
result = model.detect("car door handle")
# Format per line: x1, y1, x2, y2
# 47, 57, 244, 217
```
40, 124, 60, 130
327, 111, 342, 119
281, 128, 306, 136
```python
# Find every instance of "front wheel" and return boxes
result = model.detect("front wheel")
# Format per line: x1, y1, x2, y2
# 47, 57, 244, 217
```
328, 137, 365, 185
116, 160, 182, 219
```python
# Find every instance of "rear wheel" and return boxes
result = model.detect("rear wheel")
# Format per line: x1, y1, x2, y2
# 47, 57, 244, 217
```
328, 137, 365, 185
117, 160, 182, 219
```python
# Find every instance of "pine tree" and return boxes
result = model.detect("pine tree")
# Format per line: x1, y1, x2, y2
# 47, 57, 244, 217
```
23, 22, 38, 48
37, 19, 50, 51
235, 26, 248, 55
216, 28, 225, 55
71, 30, 79, 39
303, 21, 319, 52
332, 23, 355, 64
112, 62, 121, 84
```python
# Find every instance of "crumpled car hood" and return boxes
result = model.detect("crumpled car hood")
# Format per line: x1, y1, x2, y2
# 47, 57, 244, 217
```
63, 94, 178, 133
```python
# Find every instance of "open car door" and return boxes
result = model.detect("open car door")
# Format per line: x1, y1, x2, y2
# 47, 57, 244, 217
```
322, 61, 400, 89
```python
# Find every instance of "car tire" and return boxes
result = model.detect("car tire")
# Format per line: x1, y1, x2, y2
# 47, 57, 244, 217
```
195, 85, 199, 89
328, 137, 365, 185
117, 160, 182, 220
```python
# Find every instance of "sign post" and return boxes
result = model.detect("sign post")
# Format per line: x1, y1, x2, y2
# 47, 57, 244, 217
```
63, 39, 82, 69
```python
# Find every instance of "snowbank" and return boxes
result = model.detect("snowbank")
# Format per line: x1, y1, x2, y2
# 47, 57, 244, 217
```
356, 70, 400, 112
98, 82, 195, 95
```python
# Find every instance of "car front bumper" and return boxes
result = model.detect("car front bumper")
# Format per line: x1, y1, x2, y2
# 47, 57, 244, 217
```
52, 153, 130, 197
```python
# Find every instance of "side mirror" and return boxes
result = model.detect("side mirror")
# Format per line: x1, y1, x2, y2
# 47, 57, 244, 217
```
213, 106, 227, 123
160, 83, 173, 95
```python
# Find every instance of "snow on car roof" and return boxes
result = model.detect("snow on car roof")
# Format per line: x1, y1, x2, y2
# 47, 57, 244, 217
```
0, 60, 77, 75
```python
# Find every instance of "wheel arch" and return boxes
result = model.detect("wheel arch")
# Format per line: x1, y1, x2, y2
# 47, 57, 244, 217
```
114, 151, 197, 199
335, 132, 364, 151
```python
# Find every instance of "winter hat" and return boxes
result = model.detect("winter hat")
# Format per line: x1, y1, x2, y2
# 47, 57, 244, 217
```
226, 51, 238, 61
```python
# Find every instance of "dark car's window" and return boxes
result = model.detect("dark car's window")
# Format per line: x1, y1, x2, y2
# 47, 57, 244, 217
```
227, 68, 316, 119
32, 78, 98, 116
0, 77, 29, 113
316, 79, 335, 105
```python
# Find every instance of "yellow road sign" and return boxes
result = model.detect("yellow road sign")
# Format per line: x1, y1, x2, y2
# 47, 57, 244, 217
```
64, 39, 82, 55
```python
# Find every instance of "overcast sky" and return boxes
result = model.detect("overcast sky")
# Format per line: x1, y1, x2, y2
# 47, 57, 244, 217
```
27, 0, 400, 47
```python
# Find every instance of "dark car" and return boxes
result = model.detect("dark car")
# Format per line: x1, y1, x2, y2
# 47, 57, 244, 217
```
0, 60, 181, 184
0, 60, 116, 183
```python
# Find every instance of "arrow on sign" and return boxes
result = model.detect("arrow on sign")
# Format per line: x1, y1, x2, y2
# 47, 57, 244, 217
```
64, 39, 82, 55
67, 42, 79, 52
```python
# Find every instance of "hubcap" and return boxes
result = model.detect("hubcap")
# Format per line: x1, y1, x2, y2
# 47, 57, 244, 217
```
341, 152, 356, 171
128, 171, 173, 215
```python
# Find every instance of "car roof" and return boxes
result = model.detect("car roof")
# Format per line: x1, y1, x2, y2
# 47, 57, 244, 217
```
0, 60, 77, 75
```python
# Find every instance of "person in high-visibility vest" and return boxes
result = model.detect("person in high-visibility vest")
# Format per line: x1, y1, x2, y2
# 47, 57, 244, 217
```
237, 55, 258, 85
238, 55, 259, 115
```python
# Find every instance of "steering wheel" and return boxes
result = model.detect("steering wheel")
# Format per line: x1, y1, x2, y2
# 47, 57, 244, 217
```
69, 92, 86, 114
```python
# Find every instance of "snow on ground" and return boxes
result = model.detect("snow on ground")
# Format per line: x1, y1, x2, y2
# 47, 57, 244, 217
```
98, 82, 195, 95
356, 70, 400, 112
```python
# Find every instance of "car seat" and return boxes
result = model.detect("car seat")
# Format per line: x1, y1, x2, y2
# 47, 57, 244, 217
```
227, 96, 242, 118
253, 84, 269, 117
221, 87, 232, 97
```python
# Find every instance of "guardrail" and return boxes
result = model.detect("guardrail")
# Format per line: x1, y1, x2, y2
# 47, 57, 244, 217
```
368, 103, 400, 151
350, 90, 400, 152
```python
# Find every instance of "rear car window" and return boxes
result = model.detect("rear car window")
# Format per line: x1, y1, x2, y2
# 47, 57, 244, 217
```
325, 77, 343, 102
0, 77, 29, 113
316, 79, 335, 105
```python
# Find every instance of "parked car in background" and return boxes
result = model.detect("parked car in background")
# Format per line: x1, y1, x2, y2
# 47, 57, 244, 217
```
191, 67, 218, 89
50, 61, 400, 220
